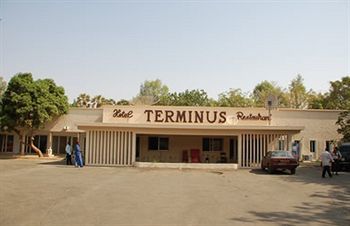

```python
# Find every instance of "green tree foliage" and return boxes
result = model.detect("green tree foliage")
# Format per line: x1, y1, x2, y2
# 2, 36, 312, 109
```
75, 93, 116, 108
217, 88, 253, 107
76, 93, 91, 108
91, 95, 116, 108
167, 89, 210, 106
288, 75, 309, 109
307, 91, 326, 109
324, 76, 350, 110
0, 73, 69, 155
0, 77, 6, 98
116, 99, 130, 105
133, 79, 169, 105
336, 110, 350, 142
252, 81, 288, 107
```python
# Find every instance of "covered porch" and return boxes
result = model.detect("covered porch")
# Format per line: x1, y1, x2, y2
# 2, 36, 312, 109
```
79, 123, 303, 168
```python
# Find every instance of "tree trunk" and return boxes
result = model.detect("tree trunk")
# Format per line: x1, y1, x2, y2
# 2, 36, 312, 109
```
30, 137, 44, 157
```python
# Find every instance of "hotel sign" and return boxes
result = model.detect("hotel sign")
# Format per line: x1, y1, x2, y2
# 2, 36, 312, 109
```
112, 108, 270, 124
144, 110, 227, 124
113, 109, 133, 118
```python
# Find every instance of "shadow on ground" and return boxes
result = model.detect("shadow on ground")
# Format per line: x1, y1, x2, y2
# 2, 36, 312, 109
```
38, 159, 67, 165
232, 166, 350, 225
249, 168, 292, 175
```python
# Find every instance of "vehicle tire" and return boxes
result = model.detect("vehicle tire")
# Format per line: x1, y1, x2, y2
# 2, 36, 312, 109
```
291, 168, 296, 175
267, 166, 273, 174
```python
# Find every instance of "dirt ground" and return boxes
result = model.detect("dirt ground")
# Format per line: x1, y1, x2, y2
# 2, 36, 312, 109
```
0, 158, 349, 226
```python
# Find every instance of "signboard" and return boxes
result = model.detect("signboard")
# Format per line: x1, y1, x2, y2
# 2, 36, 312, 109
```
105, 106, 271, 125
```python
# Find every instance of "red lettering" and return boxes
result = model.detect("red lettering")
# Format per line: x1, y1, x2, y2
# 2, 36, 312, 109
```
206, 111, 217, 123
219, 111, 226, 123
165, 110, 175, 122
155, 110, 164, 122
144, 110, 153, 122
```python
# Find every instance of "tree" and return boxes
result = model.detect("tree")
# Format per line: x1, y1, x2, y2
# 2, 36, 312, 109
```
336, 110, 350, 142
252, 81, 288, 107
288, 74, 309, 109
91, 95, 105, 108
132, 79, 169, 105
0, 76, 6, 98
168, 89, 211, 106
116, 99, 130, 105
90, 95, 116, 108
324, 76, 350, 110
217, 88, 253, 107
75, 94, 116, 108
0, 73, 69, 156
308, 91, 326, 109
76, 93, 91, 108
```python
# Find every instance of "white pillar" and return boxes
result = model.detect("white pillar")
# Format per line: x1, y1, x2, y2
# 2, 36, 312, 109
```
46, 132, 54, 157
131, 132, 136, 165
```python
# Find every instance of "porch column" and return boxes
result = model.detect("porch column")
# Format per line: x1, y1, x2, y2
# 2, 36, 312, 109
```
131, 132, 136, 165
238, 134, 242, 168
287, 134, 293, 151
20, 135, 25, 155
46, 132, 54, 157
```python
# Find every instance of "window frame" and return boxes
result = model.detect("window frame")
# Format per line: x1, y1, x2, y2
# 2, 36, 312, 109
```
148, 136, 169, 151
202, 138, 224, 152
310, 140, 316, 153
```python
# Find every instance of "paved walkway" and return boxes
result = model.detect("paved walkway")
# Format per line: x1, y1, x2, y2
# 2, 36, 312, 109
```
0, 158, 349, 226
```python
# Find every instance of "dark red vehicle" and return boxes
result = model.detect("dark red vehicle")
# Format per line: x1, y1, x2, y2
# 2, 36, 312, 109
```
261, 150, 299, 174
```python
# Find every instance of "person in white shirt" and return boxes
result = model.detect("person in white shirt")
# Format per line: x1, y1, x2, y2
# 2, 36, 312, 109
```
65, 143, 72, 165
320, 148, 334, 178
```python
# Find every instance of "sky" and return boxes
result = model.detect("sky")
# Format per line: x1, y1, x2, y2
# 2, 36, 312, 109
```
0, 0, 349, 103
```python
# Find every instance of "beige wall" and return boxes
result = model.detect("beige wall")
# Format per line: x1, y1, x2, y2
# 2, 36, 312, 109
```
272, 109, 341, 159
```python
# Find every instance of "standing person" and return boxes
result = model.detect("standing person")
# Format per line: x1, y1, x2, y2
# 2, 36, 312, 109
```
65, 142, 72, 165
74, 141, 83, 168
320, 148, 334, 178
331, 147, 342, 175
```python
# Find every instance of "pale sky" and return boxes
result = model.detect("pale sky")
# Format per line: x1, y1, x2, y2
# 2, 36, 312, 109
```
0, 0, 349, 103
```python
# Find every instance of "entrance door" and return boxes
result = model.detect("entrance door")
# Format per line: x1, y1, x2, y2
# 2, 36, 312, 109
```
229, 137, 238, 163
136, 136, 140, 161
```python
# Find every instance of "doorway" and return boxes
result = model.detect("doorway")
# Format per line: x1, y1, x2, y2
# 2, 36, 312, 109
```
229, 136, 238, 163
136, 136, 140, 161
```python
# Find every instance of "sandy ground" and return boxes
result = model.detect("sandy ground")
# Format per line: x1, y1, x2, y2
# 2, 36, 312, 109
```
0, 158, 349, 226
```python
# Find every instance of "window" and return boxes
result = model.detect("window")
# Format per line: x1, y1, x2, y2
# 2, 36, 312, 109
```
6, 135, 14, 152
0, 134, 14, 152
148, 137, 169, 151
203, 138, 223, 151
310, 140, 316, 153
325, 140, 332, 152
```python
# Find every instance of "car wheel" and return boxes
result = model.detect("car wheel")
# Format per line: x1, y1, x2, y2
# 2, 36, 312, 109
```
290, 168, 296, 175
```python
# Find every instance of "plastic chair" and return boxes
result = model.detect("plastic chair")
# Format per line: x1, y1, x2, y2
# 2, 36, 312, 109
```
191, 149, 201, 163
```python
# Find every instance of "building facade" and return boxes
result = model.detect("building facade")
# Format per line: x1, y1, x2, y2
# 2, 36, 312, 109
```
0, 106, 342, 168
